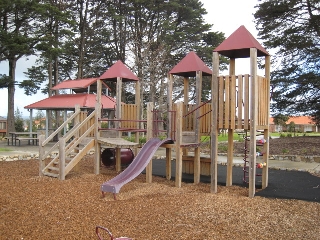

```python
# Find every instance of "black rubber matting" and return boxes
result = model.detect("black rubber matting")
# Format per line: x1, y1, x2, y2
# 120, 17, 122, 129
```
149, 159, 320, 203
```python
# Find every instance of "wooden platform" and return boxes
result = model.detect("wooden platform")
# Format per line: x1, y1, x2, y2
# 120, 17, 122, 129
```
97, 137, 139, 148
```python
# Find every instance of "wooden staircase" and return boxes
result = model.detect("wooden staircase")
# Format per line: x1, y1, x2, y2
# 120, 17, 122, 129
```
39, 107, 96, 180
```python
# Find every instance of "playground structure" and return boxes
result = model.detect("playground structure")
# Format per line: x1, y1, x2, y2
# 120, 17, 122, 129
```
36, 25, 270, 198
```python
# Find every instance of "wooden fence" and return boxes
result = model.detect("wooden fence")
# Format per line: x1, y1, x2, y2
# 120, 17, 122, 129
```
176, 74, 269, 133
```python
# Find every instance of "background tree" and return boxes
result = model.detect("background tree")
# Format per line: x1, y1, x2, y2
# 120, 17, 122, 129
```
273, 113, 289, 132
0, 0, 65, 133
14, 108, 24, 132
2, 0, 225, 133
254, 0, 320, 124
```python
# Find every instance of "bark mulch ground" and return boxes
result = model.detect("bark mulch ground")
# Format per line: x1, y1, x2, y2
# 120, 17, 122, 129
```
1, 153, 319, 239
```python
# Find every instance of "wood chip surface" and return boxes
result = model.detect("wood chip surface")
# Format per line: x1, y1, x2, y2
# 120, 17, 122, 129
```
0, 157, 319, 239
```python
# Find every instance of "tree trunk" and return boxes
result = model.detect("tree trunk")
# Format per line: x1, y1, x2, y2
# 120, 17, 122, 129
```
7, 58, 16, 134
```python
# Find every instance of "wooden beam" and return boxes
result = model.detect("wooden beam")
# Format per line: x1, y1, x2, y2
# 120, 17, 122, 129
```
237, 74, 243, 129
183, 77, 189, 104
39, 134, 45, 176
229, 58, 235, 75
262, 55, 271, 189
146, 102, 154, 183
94, 80, 102, 175
166, 148, 172, 180
226, 67, 236, 186
249, 48, 258, 198
194, 147, 200, 184
183, 76, 189, 156
59, 137, 66, 180
211, 52, 219, 193
168, 74, 173, 139
194, 71, 202, 184
226, 129, 234, 186
175, 102, 183, 188
115, 147, 121, 172
135, 79, 141, 156
116, 77, 122, 138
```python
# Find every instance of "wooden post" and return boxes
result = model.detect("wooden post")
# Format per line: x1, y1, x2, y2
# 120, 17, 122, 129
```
183, 76, 189, 156
175, 102, 183, 188
167, 74, 173, 139
249, 48, 258, 198
46, 110, 49, 138
194, 71, 202, 184
94, 80, 102, 175
135, 78, 141, 156
115, 148, 121, 172
146, 102, 154, 183
166, 148, 172, 180
114, 77, 123, 172
116, 77, 122, 138
63, 110, 67, 135
29, 109, 33, 137
262, 55, 271, 189
59, 137, 66, 180
211, 52, 219, 193
39, 134, 45, 176
226, 59, 235, 186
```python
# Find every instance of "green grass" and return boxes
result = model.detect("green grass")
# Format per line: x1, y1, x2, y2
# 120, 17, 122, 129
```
0, 148, 12, 152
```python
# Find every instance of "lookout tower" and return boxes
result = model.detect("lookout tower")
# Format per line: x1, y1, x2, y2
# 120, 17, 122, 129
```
167, 51, 212, 186
211, 25, 270, 197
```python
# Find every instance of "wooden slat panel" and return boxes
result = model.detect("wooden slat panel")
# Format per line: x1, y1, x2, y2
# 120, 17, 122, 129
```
121, 104, 137, 129
263, 77, 268, 125
261, 76, 266, 125
237, 75, 243, 129
244, 74, 250, 129
230, 75, 236, 129
218, 76, 224, 128
224, 75, 230, 128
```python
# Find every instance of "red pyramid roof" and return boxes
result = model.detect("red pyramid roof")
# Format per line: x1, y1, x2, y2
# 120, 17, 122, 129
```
24, 94, 116, 110
169, 51, 212, 77
99, 60, 139, 82
51, 78, 98, 90
214, 25, 269, 58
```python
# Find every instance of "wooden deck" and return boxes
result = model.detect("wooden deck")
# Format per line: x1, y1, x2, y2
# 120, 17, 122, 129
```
97, 137, 139, 148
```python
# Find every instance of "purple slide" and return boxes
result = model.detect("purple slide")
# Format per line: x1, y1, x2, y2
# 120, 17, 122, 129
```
101, 138, 173, 197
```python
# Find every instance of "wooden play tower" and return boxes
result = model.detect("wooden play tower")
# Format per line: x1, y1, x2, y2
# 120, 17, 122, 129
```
165, 25, 270, 198
210, 25, 270, 197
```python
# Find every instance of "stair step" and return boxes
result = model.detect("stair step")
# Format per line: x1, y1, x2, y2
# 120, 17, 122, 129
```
43, 172, 59, 178
53, 161, 69, 166
48, 166, 59, 171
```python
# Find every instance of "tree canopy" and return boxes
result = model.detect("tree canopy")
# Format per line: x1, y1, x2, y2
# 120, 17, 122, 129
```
1, 0, 225, 129
254, 0, 320, 124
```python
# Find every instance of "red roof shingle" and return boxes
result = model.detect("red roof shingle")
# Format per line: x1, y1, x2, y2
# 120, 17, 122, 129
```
169, 51, 212, 77
24, 94, 116, 110
99, 60, 139, 82
214, 25, 269, 58
51, 78, 98, 90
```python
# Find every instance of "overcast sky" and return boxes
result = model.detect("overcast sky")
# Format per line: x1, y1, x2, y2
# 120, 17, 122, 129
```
0, 0, 261, 117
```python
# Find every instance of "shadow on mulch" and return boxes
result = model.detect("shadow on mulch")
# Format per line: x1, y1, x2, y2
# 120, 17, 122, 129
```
151, 159, 320, 203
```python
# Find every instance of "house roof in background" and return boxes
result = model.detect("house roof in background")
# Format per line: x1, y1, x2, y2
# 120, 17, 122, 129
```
270, 116, 315, 125
0, 116, 6, 121
169, 51, 212, 77
24, 94, 116, 110
214, 25, 269, 58
99, 60, 139, 82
